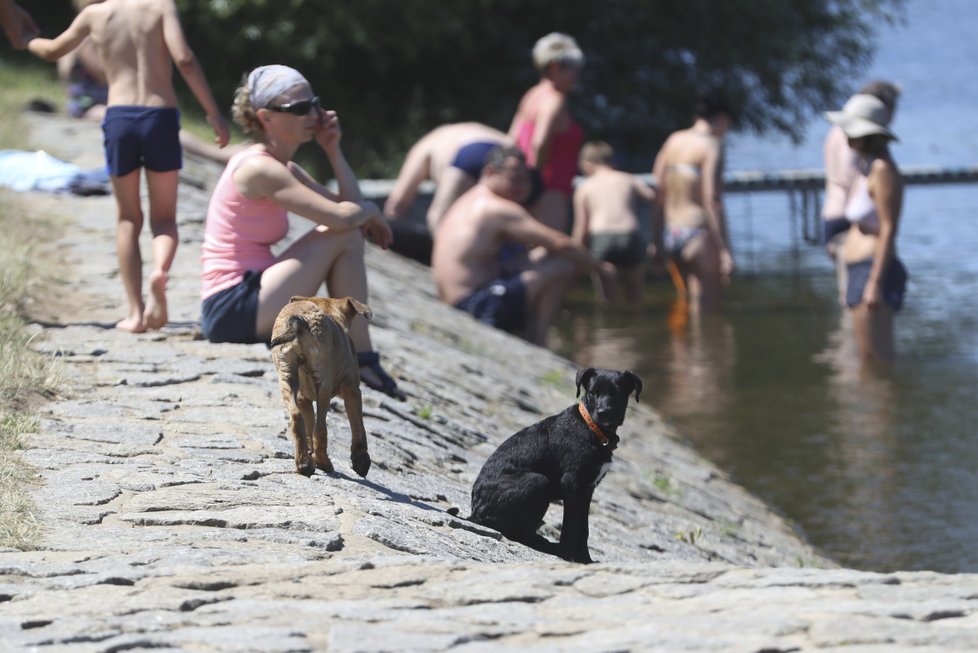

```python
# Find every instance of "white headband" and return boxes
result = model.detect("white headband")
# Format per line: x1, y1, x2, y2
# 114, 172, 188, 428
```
247, 65, 310, 109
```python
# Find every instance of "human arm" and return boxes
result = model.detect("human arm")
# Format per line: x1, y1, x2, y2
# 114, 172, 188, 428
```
701, 140, 734, 279
1, 0, 37, 49
312, 108, 393, 248
633, 176, 657, 204
571, 185, 590, 246
649, 149, 669, 264
500, 204, 610, 276
235, 155, 378, 232
863, 160, 903, 308
26, 10, 91, 60
384, 136, 431, 219
160, 0, 228, 146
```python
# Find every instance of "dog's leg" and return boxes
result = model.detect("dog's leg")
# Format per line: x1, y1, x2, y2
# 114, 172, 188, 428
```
292, 396, 316, 477
558, 482, 595, 563
311, 388, 334, 474
341, 383, 371, 478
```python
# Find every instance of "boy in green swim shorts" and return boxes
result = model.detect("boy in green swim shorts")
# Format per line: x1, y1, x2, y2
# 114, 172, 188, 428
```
573, 141, 657, 304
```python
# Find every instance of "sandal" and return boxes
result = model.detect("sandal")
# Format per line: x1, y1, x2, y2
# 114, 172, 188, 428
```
357, 351, 406, 401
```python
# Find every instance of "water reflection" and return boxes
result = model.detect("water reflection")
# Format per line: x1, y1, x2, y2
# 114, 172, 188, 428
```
658, 305, 737, 426
814, 313, 901, 568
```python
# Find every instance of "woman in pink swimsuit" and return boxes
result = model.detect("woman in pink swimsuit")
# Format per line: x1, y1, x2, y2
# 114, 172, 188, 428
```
200, 65, 404, 399
508, 32, 585, 233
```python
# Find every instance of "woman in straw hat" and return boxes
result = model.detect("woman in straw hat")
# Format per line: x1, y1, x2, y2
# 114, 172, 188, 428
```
826, 93, 908, 362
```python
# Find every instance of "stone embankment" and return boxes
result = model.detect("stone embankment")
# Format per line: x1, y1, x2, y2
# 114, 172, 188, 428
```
2, 114, 977, 651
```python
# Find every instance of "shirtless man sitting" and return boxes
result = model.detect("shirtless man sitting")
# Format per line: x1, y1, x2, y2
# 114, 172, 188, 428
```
432, 146, 613, 346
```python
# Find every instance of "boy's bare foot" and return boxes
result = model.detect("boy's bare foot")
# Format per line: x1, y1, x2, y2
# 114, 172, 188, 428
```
144, 270, 169, 330
116, 315, 147, 333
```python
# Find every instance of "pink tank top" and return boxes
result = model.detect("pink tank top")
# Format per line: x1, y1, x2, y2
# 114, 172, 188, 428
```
517, 118, 584, 196
200, 147, 290, 300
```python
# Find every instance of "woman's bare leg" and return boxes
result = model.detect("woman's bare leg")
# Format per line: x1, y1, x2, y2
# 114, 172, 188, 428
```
852, 304, 895, 362
255, 226, 364, 340
680, 234, 722, 313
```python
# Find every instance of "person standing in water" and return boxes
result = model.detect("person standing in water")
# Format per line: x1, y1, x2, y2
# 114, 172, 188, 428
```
651, 92, 734, 314
826, 93, 907, 362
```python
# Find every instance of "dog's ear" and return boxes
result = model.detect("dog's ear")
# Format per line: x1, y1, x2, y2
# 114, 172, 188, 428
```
344, 297, 373, 321
575, 367, 596, 397
288, 295, 310, 304
625, 371, 643, 402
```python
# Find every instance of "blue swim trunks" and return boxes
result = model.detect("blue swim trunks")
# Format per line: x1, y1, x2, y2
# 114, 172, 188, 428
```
846, 258, 908, 311
200, 270, 263, 344
450, 141, 499, 179
102, 106, 182, 177
454, 275, 527, 334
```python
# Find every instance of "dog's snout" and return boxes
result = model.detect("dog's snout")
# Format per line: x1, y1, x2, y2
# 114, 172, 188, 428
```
595, 406, 615, 422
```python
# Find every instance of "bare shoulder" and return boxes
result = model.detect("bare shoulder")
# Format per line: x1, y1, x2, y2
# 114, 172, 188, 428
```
870, 156, 903, 190
575, 174, 598, 195
233, 151, 289, 190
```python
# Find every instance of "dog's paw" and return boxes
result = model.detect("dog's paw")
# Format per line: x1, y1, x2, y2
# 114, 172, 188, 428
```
315, 457, 335, 474
351, 451, 371, 478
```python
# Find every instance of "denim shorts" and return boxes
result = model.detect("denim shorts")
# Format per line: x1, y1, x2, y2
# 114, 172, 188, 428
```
200, 270, 263, 344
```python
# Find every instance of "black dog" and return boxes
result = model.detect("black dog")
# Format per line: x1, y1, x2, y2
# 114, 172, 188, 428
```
469, 367, 642, 563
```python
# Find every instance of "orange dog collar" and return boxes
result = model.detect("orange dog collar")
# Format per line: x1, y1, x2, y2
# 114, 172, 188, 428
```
578, 402, 608, 446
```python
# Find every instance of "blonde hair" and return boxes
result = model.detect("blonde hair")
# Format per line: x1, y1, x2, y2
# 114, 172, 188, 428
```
231, 77, 263, 136
532, 32, 584, 73
579, 141, 614, 167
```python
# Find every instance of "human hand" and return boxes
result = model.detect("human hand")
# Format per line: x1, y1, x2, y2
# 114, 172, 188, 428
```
862, 280, 882, 309
362, 212, 393, 250
719, 248, 734, 284
3, 2, 38, 49
209, 114, 230, 148
315, 108, 342, 152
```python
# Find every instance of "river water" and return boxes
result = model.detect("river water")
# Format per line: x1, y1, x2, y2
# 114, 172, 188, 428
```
553, 0, 978, 573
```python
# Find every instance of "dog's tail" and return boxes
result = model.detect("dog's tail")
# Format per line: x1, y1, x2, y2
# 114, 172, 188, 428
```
269, 315, 309, 349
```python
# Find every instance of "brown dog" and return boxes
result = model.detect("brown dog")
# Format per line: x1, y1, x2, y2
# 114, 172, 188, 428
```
270, 296, 372, 477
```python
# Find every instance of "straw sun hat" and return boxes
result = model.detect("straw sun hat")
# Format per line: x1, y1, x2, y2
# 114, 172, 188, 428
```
825, 93, 898, 141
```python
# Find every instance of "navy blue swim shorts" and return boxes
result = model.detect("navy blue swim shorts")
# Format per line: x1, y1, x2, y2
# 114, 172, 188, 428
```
450, 141, 499, 179
102, 106, 182, 177
200, 270, 263, 344
846, 258, 908, 311
454, 275, 527, 334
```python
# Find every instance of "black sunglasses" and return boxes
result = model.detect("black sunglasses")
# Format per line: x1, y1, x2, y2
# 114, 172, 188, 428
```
267, 96, 320, 116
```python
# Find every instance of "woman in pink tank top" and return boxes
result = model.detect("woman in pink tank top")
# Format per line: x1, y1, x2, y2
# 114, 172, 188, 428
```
509, 32, 585, 233
200, 64, 404, 399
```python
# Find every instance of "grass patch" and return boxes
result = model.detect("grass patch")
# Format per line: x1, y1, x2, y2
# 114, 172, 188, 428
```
0, 189, 62, 550
0, 56, 70, 549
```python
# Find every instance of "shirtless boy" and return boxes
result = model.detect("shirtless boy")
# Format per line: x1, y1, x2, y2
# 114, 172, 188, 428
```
573, 141, 657, 304
432, 146, 613, 346
28, 0, 229, 332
